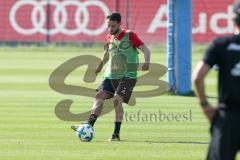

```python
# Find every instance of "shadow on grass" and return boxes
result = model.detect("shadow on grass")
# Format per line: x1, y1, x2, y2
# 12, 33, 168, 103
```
121, 140, 209, 145
92, 140, 209, 145
206, 95, 217, 99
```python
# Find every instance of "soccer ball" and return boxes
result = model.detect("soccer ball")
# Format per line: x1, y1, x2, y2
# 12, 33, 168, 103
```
76, 123, 94, 142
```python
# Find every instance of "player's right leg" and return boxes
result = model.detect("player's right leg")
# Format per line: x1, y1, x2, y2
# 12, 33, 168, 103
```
87, 90, 112, 126
71, 78, 114, 131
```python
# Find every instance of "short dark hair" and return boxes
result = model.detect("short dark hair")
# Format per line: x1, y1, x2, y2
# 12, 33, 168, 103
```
233, 0, 240, 26
106, 12, 121, 23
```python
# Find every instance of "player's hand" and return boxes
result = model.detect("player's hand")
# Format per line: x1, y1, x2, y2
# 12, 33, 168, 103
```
202, 105, 217, 123
95, 65, 102, 74
95, 61, 104, 74
142, 62, 150, 71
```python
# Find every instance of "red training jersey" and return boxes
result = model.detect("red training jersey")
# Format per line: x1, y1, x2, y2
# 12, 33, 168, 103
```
106, 29, 144, 49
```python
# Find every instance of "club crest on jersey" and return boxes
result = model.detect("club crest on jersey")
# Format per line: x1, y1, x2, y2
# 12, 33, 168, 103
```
227, 43, 240, 51
231, 61, 240, 76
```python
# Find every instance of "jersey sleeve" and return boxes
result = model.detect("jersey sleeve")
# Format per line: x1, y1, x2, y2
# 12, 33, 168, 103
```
129, 31, 144, 49
203, 38, 223, 68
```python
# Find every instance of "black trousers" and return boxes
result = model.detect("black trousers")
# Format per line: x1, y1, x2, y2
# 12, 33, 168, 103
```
207, 109, 240, 160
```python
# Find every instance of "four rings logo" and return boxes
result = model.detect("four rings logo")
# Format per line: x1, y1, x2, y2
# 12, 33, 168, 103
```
9, 0, 110, 36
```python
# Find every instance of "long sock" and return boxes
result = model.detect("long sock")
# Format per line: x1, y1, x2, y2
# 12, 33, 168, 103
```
87, 114, 98, 127
113, 122, 122, 135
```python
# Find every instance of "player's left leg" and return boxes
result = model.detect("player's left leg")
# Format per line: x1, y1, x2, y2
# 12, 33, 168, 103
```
108, 78, 137, 141
114, 94, 124, 122
108, 94, 124, 141
207, 110, 239, 160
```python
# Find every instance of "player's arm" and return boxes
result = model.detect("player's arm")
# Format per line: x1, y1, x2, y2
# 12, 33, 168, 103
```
192, 61, 216, 122
130, 31, 151, 71
192, 38, 221, 122
95, 44, 109, 74
139, 44, 151, 71
192, 61, 210, 104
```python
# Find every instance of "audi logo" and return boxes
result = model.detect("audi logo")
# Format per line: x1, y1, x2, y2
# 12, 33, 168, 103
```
10, 0, 110, 36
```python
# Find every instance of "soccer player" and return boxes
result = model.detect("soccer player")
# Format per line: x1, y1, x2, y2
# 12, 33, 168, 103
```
72, 12, 150, 141
192, 1, 240, 159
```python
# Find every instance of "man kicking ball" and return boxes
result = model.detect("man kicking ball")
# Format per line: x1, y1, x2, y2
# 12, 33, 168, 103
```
72, 12, 150, 141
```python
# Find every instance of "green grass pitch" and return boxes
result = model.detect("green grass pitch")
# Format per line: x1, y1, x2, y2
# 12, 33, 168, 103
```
0, 45, 239, 160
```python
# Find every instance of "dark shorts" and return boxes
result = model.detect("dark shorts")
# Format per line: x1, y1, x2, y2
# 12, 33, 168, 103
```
207, 109, 240, 160
96, 77, 137, 103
